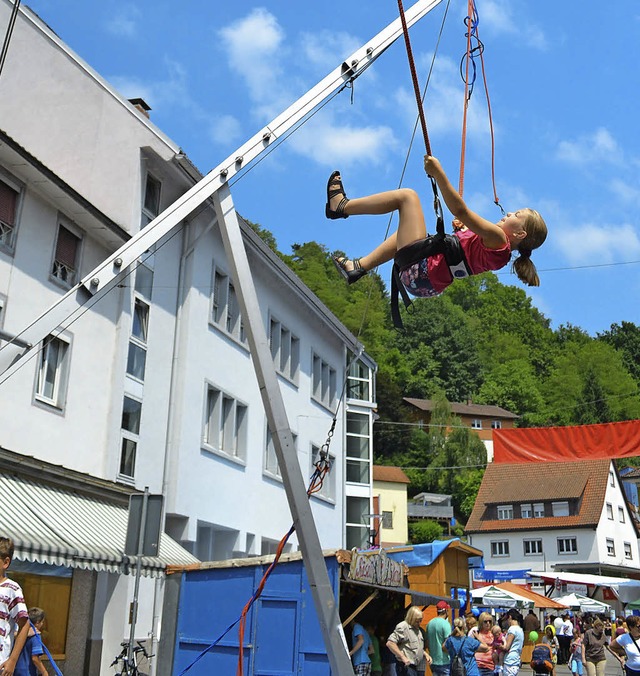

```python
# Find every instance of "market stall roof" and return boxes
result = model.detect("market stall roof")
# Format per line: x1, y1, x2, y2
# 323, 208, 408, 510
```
551, 593, 612, 613
535, 571, 640, 604
471, 585, 534, 609
491, 583, 569, 610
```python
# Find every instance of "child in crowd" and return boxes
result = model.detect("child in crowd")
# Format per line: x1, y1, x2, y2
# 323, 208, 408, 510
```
0, 537, 29, 675
15, 607, 48, 676
570, 629, 583, 676
542, 625, 559, 665
491, 624, 506, 674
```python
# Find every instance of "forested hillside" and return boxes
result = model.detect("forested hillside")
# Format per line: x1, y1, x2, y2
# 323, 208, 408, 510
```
250, 223, 640, 523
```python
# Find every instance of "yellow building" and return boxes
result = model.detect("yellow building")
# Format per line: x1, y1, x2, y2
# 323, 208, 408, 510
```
372, 465, 410, 547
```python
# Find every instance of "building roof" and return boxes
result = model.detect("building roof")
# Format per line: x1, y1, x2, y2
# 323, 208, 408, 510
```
491, 582, 569, 609
403, 398, 519, 420
466, 458, 612, 534
373, 465, 411, 484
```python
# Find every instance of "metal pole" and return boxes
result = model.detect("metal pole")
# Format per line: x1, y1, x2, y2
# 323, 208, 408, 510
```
127, 486, 149, 674
212, 186, 353, 675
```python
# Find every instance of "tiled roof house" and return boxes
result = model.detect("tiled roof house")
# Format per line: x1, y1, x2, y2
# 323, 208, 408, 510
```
466, 458, 640, 580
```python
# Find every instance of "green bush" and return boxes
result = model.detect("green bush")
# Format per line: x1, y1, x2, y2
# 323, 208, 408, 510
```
409, 519, 444, 544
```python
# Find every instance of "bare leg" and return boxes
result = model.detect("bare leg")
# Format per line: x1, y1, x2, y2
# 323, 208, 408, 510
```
329, 179, 427, 272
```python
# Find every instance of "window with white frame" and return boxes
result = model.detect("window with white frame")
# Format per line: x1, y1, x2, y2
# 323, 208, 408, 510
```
624, 542, 633, 560
491, 420, 502, 430
0, 178, 20, 252
135, 263, 153, 300
346, 496, 370, 550
347, 357, 371, 401
610, 470, 615, 487
203, 385, 248, 461
311, 353, 336, 409
606, 538, 615, 556
346, 411, 370, 484
557, 537, 577, 554
619, 506, 626, 523
491, 540, 509, 557
471, 419, 482, 429
606, 503, 614, 520
521, 503, 532, 518
264, 426, 297, 478
35, 335, 70, 409
120, 396, 142, 477
141, 173, 161, 227
310, 443, 336, 502
497, 505, 513, 520
381, 511, 393, 529
533, 502, 545, 518
269, 317, 300, 382
552, 501, 570, 517
126, 298, 149, 381
211, 265, 245, 343
51, 223, 81, 286
524, 539, 543, 555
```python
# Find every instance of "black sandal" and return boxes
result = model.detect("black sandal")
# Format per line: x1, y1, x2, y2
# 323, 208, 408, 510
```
332, 256, 368, 284
325, 170, 350, 219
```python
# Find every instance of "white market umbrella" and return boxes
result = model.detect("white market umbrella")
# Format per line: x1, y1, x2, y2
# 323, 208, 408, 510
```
472, 585, 534, 609
551, 593, 611, 614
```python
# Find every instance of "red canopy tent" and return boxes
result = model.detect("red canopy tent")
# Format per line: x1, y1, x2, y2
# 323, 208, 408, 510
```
493, 420, 640, 464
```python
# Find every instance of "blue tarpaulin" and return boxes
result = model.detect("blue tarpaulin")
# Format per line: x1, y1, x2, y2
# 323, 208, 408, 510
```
386, 538, 484, 568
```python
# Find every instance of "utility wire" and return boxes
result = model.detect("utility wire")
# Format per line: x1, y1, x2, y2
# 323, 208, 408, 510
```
0, 0, 20, 79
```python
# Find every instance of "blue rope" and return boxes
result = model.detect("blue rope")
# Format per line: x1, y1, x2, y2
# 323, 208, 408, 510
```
460, 0, 483, 99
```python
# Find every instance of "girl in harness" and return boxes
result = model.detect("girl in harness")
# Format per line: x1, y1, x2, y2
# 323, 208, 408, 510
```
326, 155, 547, 297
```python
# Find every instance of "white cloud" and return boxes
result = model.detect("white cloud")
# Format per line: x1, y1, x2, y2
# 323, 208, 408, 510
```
290, 115, 398, 167
609, 178, 640, 206
105, 5, 141, 38
554, 222, 640, 265
476, 0, 547, 50
556, 127, 623, 166
209, 115, 242, 145
218, 9, 286, 106
299, 30, 361, 72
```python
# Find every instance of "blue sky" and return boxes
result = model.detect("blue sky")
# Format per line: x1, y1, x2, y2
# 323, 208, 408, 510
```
24, 0, 640, 335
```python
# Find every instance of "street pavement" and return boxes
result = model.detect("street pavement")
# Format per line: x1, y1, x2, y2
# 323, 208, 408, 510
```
519, 652, 626, 676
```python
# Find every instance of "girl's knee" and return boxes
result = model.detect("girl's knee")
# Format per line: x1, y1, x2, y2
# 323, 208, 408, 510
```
398, 188, 420, 204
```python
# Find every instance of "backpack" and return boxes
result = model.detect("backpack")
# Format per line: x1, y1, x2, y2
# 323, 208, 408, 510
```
530, 644, 554, 673
450, 637, 467, 676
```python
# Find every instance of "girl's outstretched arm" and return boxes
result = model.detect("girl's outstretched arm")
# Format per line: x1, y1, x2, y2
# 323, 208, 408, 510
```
424, 155, 507, 249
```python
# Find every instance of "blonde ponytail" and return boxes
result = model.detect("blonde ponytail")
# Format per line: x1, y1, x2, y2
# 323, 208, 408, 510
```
512, 208, 547, 287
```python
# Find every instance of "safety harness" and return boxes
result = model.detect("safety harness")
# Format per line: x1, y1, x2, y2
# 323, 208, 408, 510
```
390, 216, 472, 330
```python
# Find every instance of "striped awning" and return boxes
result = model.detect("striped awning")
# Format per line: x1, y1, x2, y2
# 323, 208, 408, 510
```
0, 474, 198, 577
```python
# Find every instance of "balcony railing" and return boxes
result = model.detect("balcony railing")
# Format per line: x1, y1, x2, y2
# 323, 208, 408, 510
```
407, 504, 454, 519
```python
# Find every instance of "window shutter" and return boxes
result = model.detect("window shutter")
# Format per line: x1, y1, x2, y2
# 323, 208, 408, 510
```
55, 226, 80, 267
0, 181, 17, 225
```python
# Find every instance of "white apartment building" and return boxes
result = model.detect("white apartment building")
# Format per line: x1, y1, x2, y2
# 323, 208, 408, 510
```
0, 2, 376, 673
466, 459, 640, 585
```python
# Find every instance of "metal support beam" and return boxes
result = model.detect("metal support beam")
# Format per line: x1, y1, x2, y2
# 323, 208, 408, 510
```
212, 184, 353, 673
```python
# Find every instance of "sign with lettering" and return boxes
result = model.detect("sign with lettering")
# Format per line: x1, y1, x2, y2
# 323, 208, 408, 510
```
348, 549, 404, 587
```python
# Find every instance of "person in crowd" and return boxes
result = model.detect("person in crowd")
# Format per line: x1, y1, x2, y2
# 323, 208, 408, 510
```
542, 624, 559, 667
491, 624, 506, 674
616, 617, 627, 637
350, 619, 373, 676
466, 614, 479, 639
0, 537, 29, 676
502, 610, 524, 676
444, 617, 489, 676
14, 607, 48, 676
604, 618, 612, 638
427, 601, 452, 676
558, 613, 574, 664
367, 624, 383, 676
475, 613, 496, 676
387, 606, 432, 676
570, 628, 584, 676
610, 615, 640, 676
525, 611, 541, 637
583, 617, 617, 676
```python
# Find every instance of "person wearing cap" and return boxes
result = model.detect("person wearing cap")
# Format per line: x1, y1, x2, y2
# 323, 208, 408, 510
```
427, 601, 452, 676
503, 610, 524, 676
387, 606, 433, 676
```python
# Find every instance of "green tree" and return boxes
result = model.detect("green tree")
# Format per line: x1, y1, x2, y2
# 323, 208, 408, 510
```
409, 519, 444, 544
598, 321, 640, 385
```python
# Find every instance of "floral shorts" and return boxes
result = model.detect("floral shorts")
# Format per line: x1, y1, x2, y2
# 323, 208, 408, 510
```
399, 259, 441, 298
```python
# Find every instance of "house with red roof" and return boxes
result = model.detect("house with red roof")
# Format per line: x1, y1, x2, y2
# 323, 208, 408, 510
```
465, 458, 640, 582
372, 465, 411, 548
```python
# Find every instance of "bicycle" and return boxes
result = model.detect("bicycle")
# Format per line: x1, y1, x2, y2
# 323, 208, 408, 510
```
110, 640, 154, 675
